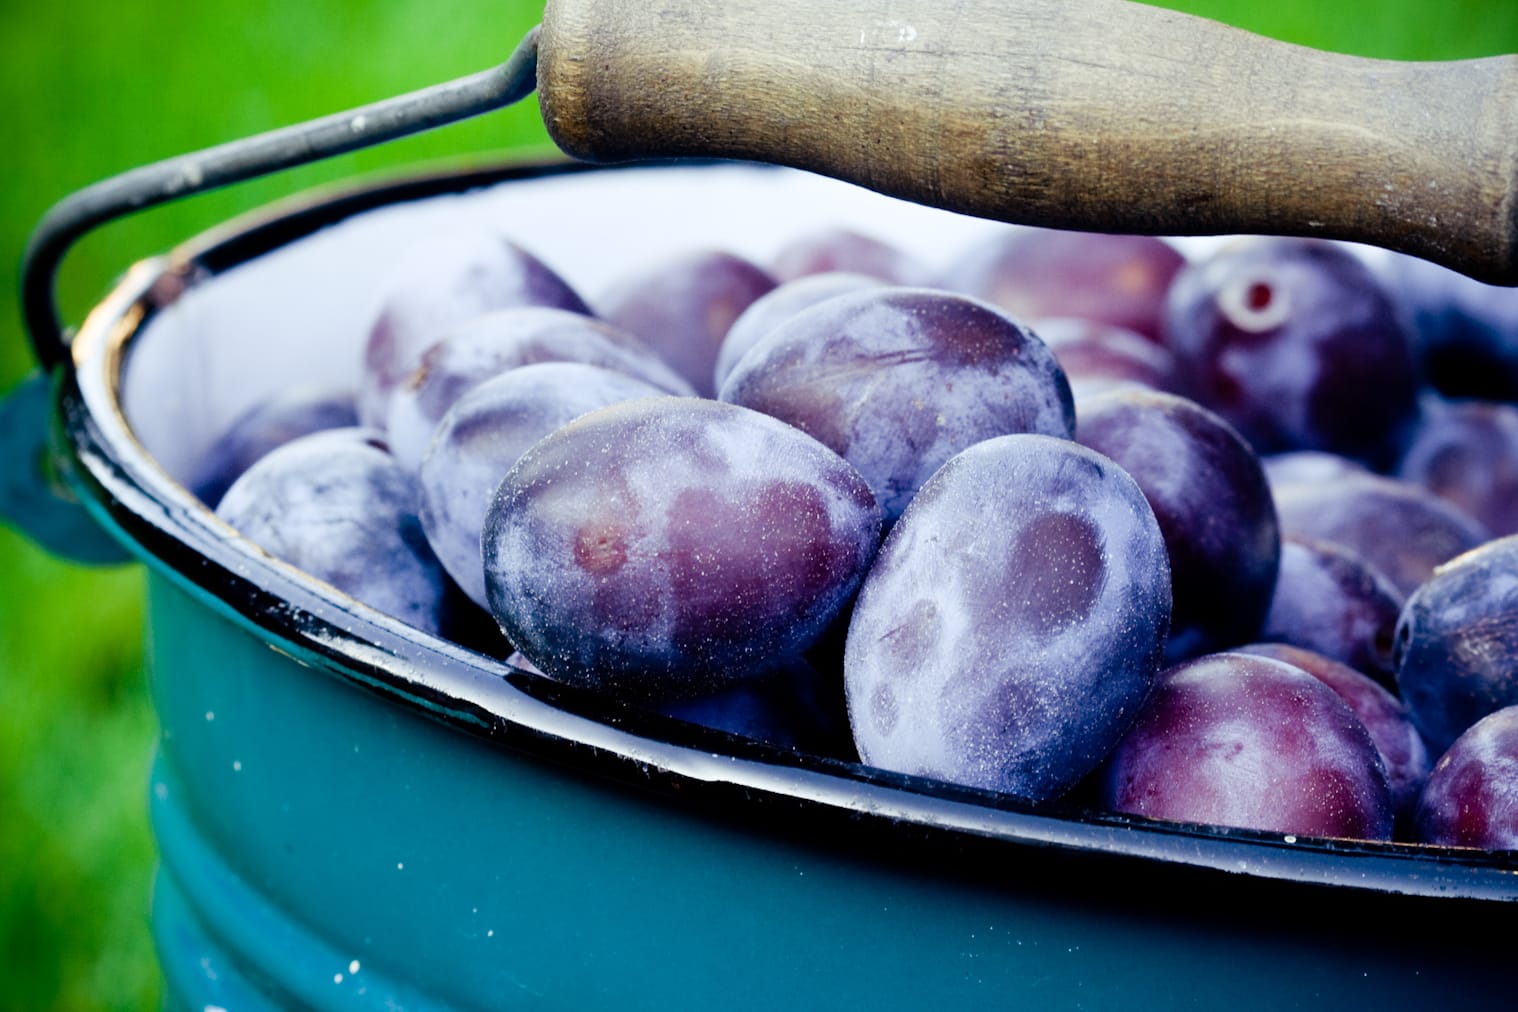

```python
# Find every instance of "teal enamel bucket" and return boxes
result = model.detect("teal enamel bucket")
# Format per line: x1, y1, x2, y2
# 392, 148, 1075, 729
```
46, 159, 1517, 1010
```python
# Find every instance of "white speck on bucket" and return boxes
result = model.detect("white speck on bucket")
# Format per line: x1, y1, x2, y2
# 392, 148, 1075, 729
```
487, 929, 495, 938
349, 960, 361, 974
154, 782, 168, 800
397, 862, 404, 871
334, 972, 344, 984
232, 760, 242, 772
205, 1006, 228, 1012
205, 711, 215, 721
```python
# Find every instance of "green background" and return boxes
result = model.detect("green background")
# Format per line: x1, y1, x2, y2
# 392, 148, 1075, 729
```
2, 2, 1515, 1007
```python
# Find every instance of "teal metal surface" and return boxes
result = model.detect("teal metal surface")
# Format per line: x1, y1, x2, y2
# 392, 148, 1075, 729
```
0, 370, 130, 564
143, 568, 1513, 1010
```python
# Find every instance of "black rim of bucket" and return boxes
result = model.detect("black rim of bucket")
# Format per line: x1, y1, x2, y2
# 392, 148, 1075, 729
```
57, 155, 1518, 907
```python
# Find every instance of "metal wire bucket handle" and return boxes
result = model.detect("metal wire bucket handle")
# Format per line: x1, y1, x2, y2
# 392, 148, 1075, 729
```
19, 28, 542, 378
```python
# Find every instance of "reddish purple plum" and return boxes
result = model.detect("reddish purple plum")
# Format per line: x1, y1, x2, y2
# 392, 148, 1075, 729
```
597, 250, 777, 397
1034, 317, 1177, 401
768, 227, 932, 286
1237, 643, 1430, 825
1096, 652, 1394, 840
1414, 705, 1518, 849
482, 397, 881, 701
1261, 450, 1371, 491
942, 228, 1185, 343
844, 434, 1171, 801
359, 230, 590, 425
1163, 237, 1420, 467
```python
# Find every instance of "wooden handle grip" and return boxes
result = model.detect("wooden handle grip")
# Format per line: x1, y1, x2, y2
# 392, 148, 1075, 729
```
538, 0, 1518, 282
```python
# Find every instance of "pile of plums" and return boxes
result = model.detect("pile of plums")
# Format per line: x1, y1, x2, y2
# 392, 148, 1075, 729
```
196, 210, 1518, 852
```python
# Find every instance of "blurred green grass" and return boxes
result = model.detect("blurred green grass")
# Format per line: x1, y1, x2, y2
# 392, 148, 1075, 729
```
1, 3, 550, 1008
1, 1, 1514, 1008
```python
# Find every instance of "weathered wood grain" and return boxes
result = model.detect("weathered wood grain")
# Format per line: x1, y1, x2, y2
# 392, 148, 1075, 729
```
539, 0, 1518, 282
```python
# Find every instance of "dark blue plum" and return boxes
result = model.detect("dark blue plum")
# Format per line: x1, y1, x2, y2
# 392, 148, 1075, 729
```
188, 385, 357, 507
1034, 317, 1177, 402
1396, 398, 1518, 538
215, 428, 456, 635
1075, 388, 1279, 662
508, 648, 854, 758
720, 288, 1074, 526
419, 362, 671, 608
1261, 536, 1403, 688
1394, 535, 1518, 757
1379, 251, 1518, 402
713, 272, 885, 393
844, 434, 1170, 801
658, 655, 854, 758
383, 306, 694, 469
